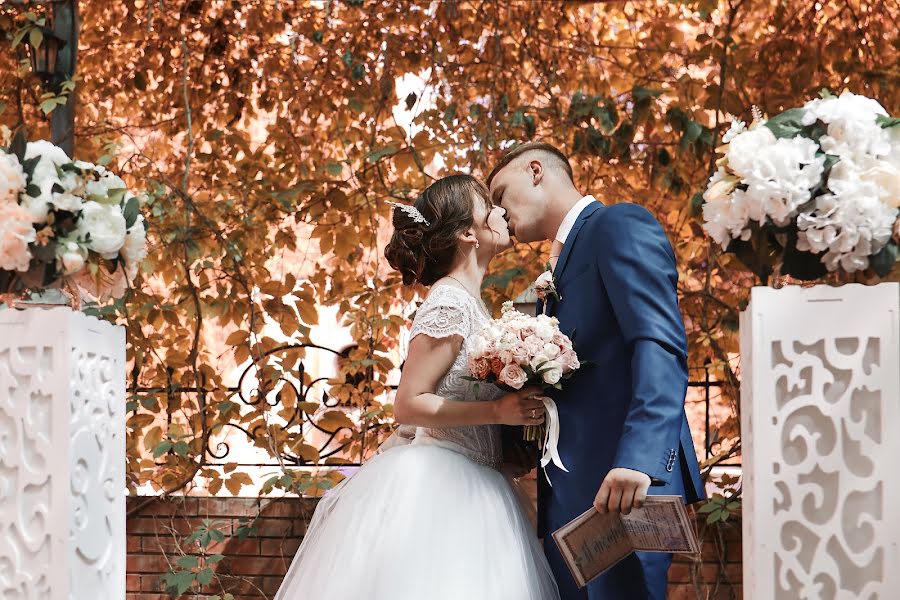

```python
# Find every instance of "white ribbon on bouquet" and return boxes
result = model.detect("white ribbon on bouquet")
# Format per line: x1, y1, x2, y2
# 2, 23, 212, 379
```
538, 395, 568, 486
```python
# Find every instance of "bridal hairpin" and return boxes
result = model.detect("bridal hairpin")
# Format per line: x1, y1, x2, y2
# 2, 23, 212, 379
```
387, 201, 430, 227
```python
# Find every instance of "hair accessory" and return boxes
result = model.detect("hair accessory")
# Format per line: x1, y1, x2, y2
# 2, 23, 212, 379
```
387, 201, 430, 227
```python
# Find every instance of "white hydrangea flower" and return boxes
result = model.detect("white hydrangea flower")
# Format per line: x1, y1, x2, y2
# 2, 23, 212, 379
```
801, 91, 891, 170
797, 176, 897, 273
726, 127, 778, 178
0, 152, 26, 204
22, 141, 80, 222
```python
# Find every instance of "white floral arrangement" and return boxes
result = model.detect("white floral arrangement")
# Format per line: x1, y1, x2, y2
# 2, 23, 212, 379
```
701, 90, 899, 281
0, 129, 147, 302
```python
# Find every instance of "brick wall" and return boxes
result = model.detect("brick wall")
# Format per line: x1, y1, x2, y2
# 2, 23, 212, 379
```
127, 497, 741, 599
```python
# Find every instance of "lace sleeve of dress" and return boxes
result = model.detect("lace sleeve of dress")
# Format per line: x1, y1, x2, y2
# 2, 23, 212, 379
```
409, 285, 472, 342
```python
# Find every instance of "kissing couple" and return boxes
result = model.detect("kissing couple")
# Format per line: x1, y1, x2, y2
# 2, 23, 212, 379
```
275, 142, 704, 600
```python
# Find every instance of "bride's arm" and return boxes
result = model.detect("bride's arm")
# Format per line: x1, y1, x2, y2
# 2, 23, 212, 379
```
393, 333, 545, 428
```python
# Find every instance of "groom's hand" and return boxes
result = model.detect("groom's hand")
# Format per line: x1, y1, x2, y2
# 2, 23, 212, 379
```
594, 468, 651, 515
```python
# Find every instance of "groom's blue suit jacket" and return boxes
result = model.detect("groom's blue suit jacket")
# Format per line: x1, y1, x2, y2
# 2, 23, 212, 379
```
534, 201, 705, 540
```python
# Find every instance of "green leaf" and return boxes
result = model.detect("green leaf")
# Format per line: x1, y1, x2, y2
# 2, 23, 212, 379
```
819, 88, 834, 99
764, 108, 807, 139
152, 440, 173, 458
325, 162, 343, 177
176, 555, 200, 569
632, 86, 663, 102
107, 188, 127, 205
697, 501, 719, 514
125, 400, 138, 412
365, 144, 400, 163
40, 98, 61, 115
123, 196, 140, 229
870, 242, 899, 277
206, 553, 225, 565
29, 27, 44, 49
26, 183, 41, 197
173, 441, 190, 456
876, 114, 900, 129
11, 25, 34, 49
196, 567, 214, 585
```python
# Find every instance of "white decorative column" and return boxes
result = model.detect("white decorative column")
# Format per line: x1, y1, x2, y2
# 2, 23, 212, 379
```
741, 283, 900, 599
0, 307, 125, 599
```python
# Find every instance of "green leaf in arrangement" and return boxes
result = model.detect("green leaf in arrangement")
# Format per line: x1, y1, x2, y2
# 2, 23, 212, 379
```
870, 242, 899, 277
764, 108, 807, 139
10, 127, 28, 163
876, 114, 900, 129
123, 196, 140, 228
25, 183, 41, 197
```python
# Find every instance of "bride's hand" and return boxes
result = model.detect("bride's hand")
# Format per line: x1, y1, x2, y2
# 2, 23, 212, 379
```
493, 387, 546, 426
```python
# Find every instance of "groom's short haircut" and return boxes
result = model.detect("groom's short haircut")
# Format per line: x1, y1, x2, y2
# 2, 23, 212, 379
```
486, 142, 574, 187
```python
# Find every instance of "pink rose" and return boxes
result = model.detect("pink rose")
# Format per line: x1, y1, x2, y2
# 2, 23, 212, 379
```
499, 363, 529, 390
552, 332, 568, 347
511, 344, 529, 363
559, 350, 580, 372
519, 325, 535, 340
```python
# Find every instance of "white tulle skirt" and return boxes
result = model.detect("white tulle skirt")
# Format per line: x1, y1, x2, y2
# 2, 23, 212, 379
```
275, 441, 560, 600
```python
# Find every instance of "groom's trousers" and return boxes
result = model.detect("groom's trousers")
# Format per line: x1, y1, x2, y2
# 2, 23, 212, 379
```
544, 538, 672, 600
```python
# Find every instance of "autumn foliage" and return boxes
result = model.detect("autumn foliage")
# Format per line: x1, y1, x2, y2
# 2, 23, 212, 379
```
1, 0, 897, 499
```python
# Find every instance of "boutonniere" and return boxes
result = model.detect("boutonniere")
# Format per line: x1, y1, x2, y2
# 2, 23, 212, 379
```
533, 262, 561, 304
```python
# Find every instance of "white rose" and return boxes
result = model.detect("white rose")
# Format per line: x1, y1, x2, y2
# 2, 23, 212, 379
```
542, 362, 564, 385
542, 342, 561, 359
75, 201, 127, 259
860, 161, 900, 209
529, 352, 552, 372
57, 241, 87, 275
0, 152, 26, 204
534, 320, 556, 342
122, 214, 147, 280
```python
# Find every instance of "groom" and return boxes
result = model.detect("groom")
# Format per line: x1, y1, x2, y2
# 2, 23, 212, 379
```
488, 142, 705, 599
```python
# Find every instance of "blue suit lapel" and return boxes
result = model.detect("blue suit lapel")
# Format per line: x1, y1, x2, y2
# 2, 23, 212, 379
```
544, 202, 602, 316
553, 201, 603, 280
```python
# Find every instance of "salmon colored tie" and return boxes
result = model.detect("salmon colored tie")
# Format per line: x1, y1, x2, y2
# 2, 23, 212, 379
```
548, 239, 565, 271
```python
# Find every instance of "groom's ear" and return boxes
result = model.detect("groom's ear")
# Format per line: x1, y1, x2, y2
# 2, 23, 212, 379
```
529, 159, 544, 186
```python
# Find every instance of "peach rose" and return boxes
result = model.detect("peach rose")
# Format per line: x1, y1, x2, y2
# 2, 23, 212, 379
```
490, 357, 504, 377
469, 357, 491, 380
499, 363, 529, 390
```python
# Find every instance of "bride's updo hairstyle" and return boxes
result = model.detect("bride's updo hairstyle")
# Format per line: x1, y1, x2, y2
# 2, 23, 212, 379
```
385, 174, 491, 286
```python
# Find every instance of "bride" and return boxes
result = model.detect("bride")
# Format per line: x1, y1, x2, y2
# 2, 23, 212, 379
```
275, 174, 560, 599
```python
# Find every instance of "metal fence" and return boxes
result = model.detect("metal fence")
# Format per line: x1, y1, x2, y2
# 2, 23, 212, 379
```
129, 345, 736, 469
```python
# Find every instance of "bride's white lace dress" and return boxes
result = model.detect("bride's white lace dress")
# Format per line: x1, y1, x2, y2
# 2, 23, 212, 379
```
275, 284, 559, 599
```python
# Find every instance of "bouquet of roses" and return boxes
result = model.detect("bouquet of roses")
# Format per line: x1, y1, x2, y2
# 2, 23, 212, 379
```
466, 301, 580, 474
0, 128, 147, 303
701, 90, 899, 281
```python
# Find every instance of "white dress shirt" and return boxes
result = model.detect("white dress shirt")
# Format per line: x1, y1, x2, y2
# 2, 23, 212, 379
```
554, 195, 598, 244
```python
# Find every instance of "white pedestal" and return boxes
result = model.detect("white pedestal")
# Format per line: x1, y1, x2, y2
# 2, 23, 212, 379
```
0, 307, 126, 599
741, 283, 900, 599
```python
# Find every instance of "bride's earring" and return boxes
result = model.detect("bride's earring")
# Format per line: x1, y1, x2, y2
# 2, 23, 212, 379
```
475, 240, 480, 249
